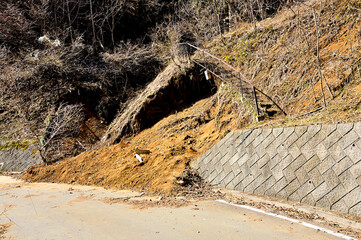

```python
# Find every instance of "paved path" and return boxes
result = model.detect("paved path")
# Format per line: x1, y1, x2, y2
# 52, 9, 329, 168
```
0, 176, 347, 240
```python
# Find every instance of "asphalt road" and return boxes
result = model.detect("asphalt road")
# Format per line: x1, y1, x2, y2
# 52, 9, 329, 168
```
0, 176, 348, 240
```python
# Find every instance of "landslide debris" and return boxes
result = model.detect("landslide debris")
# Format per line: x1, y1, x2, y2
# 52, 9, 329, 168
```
0, 40, 161, 161
103, 62, 217, 145
24, 0, 361, 194
24, 82, 254, 193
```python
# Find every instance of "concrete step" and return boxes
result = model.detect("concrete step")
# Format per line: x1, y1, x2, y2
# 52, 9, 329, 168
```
266, 109, 278, 117
260, 103, 273, 109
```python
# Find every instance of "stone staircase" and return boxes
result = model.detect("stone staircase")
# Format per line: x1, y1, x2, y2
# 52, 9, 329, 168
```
180, 43, 286, 120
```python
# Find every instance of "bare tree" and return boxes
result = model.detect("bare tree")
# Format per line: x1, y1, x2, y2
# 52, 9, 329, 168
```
39, 103, 84, 162
102, 41, 157, 72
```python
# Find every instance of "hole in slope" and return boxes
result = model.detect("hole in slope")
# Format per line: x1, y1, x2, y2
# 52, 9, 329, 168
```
136, 67, 217, 132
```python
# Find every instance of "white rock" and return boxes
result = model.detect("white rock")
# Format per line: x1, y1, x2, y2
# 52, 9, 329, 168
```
52, 39, 61, 47
38, 35, 50, 43
135, 153, 143, 162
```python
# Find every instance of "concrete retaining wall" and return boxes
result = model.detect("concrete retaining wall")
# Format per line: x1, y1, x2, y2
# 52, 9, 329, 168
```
193, 123, 361, 216
0, 141, 42, 172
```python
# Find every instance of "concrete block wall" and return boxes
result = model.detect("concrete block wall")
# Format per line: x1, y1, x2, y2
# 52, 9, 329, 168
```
193, 123, 361, 216
0, 141, 42, 172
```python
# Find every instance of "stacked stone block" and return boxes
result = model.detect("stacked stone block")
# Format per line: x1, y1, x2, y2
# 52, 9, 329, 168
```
0, 142, 42, 172
193, 123, 361, 216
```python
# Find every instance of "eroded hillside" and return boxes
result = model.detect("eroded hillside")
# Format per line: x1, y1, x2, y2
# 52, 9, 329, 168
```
24, 0, 361, 193
25, 81, 253, 192
207, 0, 361, 125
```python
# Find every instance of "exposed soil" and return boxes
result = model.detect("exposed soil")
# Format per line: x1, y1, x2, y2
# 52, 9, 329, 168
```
24, 0, 361, 197
102, 62, 218, 145
100, 196, 196, 209
24, 85, 254, 193
0, 219, 12, 240
207, 0, 361, 124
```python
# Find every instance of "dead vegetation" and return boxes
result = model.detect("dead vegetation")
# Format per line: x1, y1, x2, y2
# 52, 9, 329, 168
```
23, 0, 361, 194
0, 0, 358, 198
1, 0, 303, 163
207, 0, 361, 125
23, 83, 254, 193
38, 103, 84, 162
0, 34, 161, 161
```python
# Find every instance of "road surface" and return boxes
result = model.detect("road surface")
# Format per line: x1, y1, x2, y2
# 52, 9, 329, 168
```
0, 176, 350, 240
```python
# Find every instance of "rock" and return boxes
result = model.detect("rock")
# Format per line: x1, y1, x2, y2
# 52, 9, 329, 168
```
135, 147, 151, 155
135, 153, 143, 162
176, 179, 186, 186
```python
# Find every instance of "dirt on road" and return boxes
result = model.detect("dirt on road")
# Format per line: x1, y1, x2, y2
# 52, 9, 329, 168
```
1, 176, 360, 240
23, 0, 361, 197
23, 86, 253, 193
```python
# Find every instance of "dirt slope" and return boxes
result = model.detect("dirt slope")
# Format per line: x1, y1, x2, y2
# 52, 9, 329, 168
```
207, 0, 361, 126
24, 86, 253, 193
102, 62, 217, 146
24, 0, 361, 193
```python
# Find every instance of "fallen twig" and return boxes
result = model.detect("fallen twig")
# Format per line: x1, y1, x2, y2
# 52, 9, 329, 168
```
294, 107, 323, 118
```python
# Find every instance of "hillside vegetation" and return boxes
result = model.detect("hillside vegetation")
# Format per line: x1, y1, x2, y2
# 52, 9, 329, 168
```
1, 0, 295, 161
20, 0, 361, 193
208, 0, 361, 126
1, 0, 360, 193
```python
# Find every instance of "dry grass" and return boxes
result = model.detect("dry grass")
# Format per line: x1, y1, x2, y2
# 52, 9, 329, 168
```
102, 62, 194, 145
205, 0, 361, 125
23, 0, 361, 194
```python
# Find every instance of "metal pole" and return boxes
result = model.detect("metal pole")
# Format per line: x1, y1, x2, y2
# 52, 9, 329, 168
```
239, 72, 243, 97
186, 44, 190, 64
203, 50, 207, 70
253, 86, 260, 116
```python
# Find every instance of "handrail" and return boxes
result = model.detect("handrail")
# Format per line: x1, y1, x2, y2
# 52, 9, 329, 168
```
180, 43, 253, 86
191, 59, 230, 84
179, 42, 287, 116
255, 89, 287, 116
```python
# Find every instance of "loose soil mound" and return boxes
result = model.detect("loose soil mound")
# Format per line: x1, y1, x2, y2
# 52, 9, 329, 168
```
24, 0, 361, 193
102, 62, 217, 145
24, 87, 254, 193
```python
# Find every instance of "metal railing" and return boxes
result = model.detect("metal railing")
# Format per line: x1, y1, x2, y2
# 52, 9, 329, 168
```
179, 43, 286, 116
